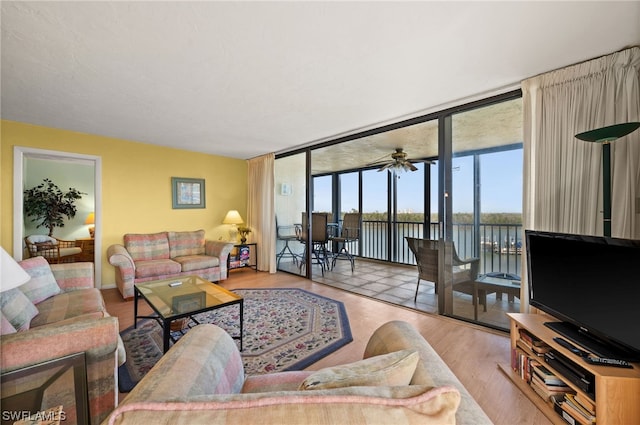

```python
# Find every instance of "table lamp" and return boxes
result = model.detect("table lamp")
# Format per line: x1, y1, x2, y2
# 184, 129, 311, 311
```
575, 122, 640, 236
1, 247, 31, 292
85, 212, 95, 238
223, 210, 244, 242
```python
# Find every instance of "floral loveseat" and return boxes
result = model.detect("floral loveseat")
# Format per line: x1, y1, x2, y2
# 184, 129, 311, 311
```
1, 257, 124, 425
107, 230, 234, 299
104, 320, 493, 425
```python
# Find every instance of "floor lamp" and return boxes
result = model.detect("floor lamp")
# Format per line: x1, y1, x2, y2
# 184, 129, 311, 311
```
575, 122, 640, 237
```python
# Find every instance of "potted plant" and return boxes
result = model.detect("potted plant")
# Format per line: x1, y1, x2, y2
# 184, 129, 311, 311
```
238, 226, 252, 244
23, 178, 85, 236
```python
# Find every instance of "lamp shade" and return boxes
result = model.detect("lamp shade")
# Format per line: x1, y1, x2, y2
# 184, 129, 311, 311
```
223, 210, 244, 225
84, 212, 95, 225
575, 122, 640, 143
1, 247, 31, 292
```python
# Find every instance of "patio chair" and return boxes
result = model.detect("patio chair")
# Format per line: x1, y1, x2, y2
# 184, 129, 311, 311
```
298, 213, 330, 276
405, 237, 481, 305
329, 212, 361, 272
24, 235, 82, 264
275, 216, 301, 267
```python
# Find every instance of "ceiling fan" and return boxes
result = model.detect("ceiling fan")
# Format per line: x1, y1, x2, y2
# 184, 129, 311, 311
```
367, 148, 427, 173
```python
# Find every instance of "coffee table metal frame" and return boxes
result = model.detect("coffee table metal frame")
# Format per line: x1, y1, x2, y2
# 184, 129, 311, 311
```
134, 275, 243, 353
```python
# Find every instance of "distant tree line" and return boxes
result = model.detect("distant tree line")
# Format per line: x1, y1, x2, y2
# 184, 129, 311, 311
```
348, 210, 522, 225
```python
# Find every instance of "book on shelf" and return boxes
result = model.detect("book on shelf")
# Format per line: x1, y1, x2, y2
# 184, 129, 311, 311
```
532, 363, 567, 386
517, 330, 551, 355
519, 328, 548, 347
572, 393, 596, 416
565, 394, 596, 418
530, 375, 575, 402
531, 374, 574, 394
560, 397, 596, 425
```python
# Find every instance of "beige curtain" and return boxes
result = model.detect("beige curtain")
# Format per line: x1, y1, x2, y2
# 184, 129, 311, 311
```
247, 153, 276, 273
522, 46, 640, 311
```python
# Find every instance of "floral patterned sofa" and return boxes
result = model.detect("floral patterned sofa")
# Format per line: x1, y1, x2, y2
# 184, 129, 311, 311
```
107, 230, 234, 299
103, 321, 493, 425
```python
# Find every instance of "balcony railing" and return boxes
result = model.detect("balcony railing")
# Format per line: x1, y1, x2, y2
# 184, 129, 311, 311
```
356, 220, 523, 277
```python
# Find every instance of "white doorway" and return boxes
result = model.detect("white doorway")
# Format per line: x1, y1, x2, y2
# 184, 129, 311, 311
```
13, 147, 103, 287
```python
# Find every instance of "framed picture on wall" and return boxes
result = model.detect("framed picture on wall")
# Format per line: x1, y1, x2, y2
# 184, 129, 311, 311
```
172, 177, 205, 209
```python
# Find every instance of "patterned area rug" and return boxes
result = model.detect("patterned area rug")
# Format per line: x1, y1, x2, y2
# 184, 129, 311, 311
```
118, 288, 352, 392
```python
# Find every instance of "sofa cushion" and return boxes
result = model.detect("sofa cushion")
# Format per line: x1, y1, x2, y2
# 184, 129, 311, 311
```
299, 349, 419, 391
30, 288, 106, 328
0, 288, 39, 331
134, 259, 182, 279
18, 256, 61, 303
124, 232, 171, 262
1, 311, 17, 335
168, 230, 206, 258
173, 255, 219, 273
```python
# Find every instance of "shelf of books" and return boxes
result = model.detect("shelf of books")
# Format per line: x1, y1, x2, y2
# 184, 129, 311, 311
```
499, 313, 640, 425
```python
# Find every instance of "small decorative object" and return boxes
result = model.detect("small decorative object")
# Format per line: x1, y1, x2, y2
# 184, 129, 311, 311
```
223, 210, 244, 242
84, 212, 95, 238
23, 179, 85, 236
238, 226, 252, 244
172, 177, 205, 209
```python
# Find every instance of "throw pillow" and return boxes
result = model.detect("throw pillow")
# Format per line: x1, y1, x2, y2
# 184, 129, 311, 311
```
298, 349, 419, 391
18, 257, 61, 304
0, 288, 39, 331
0, 311, 17, 335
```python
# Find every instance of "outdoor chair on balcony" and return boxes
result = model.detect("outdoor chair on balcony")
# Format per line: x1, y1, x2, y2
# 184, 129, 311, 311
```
329, 212, 361, 272
405, 237, 482, 307
298, 212, 331, 276
24, 235, 82, 264
276, 216, 301, 267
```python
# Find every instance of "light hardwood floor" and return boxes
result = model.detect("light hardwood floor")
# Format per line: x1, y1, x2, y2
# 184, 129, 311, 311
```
103, 270, 551, 425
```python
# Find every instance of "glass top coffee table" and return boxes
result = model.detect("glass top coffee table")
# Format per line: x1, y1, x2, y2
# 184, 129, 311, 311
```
134, 275, 243, 353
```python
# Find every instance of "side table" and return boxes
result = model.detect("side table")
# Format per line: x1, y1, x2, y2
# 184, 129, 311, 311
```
75, 238, 95, 262
228, 243, 258, 274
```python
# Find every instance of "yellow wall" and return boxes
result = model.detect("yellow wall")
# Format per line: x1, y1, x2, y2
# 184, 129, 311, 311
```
1, 120, 248, 287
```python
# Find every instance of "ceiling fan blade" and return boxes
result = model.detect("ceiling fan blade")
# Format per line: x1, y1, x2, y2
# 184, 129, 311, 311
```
377, 163, 393, 172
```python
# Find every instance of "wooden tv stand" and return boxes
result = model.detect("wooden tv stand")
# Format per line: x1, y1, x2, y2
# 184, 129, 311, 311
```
500, 313, 640, 425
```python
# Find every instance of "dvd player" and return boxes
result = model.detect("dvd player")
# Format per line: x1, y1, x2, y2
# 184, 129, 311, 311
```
544, 350, 595, 399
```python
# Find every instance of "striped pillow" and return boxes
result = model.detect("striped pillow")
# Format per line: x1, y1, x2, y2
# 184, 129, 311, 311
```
168, 230, 206, 258
0, 288, 38, 331
1, 311, 17, 335
18, 256, 61, 303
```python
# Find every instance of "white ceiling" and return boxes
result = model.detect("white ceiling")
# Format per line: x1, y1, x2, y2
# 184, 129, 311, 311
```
2, 2, 639, 160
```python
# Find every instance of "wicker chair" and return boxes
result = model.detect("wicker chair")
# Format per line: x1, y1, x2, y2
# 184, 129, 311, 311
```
329, 212, 361, 272
24, 235, 82, 264
405, 237, 481, 304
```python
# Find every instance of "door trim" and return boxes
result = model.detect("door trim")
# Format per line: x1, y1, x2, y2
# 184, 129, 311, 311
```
13, 147, 103, 288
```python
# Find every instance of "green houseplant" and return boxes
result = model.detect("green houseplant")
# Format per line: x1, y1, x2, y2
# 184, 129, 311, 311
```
23, 178, 85, 236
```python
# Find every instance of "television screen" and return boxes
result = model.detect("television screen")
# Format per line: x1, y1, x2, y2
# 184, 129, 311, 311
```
526, 230, 640, 360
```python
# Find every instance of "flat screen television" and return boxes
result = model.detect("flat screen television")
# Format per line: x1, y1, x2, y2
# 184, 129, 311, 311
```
526, 230, 640, 361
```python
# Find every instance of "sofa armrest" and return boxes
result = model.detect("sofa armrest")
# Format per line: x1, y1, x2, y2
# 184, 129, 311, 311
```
51, 261, 95, 292
121, 324, 244, 405
1, 316, 119, 372
108, 244, 136, 298
205, 241, 234, 279
363, 320, 492, 425
204, 240, 234, 260
1, 316, 120, 425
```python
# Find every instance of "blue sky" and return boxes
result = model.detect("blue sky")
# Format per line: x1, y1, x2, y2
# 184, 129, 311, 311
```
314, 148, 523, 214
